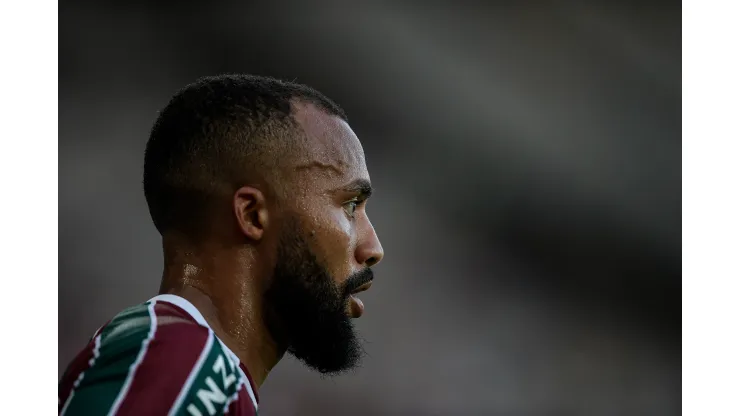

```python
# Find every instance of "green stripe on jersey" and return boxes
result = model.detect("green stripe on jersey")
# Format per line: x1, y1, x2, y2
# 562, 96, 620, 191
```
171, 333, 243, 416
62, 302, 154, 416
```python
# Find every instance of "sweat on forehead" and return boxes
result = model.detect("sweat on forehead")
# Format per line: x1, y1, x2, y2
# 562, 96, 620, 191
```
289, 101, 367, 179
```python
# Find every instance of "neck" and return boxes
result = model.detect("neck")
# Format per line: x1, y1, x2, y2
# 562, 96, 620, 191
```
160, 243, 285, 387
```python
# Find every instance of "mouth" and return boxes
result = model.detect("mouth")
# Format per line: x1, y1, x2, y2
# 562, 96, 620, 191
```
350, 281, 373, 295
348, 282, 371, 318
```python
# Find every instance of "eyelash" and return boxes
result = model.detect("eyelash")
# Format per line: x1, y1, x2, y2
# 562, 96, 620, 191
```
344, 198, 362, 218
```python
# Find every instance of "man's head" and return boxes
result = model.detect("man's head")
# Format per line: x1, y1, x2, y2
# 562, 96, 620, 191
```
144, 74, 384, 374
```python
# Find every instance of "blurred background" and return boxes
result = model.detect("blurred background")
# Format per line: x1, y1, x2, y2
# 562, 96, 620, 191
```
59, 1, 681, 415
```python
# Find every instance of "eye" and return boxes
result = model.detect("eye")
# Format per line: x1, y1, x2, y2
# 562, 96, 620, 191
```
343, 199, 359, 218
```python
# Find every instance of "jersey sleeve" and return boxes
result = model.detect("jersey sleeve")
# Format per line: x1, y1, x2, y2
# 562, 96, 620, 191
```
59, 302, 252, 415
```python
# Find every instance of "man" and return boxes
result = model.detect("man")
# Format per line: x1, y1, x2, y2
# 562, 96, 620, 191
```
58, 74, 384, 415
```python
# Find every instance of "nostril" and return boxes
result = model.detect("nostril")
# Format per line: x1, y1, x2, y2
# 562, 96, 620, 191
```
366, 256, 378, 267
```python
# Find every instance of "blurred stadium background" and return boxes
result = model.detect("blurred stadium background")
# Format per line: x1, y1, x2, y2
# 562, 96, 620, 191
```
59, 2, 680, 415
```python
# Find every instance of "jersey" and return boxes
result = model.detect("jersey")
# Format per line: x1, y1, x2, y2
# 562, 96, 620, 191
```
59, 294, 259, 416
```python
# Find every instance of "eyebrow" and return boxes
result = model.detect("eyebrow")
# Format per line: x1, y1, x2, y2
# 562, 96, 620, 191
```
339, 178, 373, 198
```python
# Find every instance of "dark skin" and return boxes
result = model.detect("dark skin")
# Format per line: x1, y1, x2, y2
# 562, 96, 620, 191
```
159, 101, 384, 387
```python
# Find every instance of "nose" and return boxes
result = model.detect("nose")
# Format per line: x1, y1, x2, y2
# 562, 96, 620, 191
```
355, 219, 384, 268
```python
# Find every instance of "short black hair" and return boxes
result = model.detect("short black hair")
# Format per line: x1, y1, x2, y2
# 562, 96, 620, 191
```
143, 74, 347, 236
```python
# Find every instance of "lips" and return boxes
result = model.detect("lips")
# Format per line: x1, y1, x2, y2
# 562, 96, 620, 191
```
350, 281, 372, 295
347, 281, 372, 318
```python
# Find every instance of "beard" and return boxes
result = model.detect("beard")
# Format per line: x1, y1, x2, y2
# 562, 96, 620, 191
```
263, 219, 374, 375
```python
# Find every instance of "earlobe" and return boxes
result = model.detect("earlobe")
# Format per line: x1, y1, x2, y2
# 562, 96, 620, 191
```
233, 186, 268, 241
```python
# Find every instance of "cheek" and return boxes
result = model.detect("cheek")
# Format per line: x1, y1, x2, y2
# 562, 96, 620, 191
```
311, 210, 356, 280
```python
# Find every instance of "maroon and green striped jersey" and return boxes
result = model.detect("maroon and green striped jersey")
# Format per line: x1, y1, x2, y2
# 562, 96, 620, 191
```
59, 294, 260, 415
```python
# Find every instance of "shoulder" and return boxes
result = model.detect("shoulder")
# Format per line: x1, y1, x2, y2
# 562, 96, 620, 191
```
85, 300, 223, 379
60, 300, 246, 415
79, 300, 208, 365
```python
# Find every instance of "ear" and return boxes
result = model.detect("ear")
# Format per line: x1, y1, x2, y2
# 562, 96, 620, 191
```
233, 186, 269, 241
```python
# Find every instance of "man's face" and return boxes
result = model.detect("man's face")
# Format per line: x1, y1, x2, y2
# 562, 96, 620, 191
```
262, 103, 384, 374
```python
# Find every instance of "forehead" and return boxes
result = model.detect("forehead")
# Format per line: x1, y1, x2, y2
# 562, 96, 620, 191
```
290, 101, 368, 186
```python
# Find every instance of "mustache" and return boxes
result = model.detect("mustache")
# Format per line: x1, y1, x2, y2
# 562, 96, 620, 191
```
342, 268, 374, 297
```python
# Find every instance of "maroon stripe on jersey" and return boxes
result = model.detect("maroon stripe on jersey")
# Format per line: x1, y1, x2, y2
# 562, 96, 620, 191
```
239, 362, 260, 404
154, 301, 199, 323
226, 389, 256, 416
114, 322, 211, 415
240, 386, 258, 415
58, 340, 96, 412
227, 399, 240, 415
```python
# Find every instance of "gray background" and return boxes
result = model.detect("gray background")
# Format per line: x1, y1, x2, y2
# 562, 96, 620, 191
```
59, 2, 680, 415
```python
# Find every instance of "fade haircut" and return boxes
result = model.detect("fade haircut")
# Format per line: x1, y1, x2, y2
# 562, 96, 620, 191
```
143, 74, 347, 236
